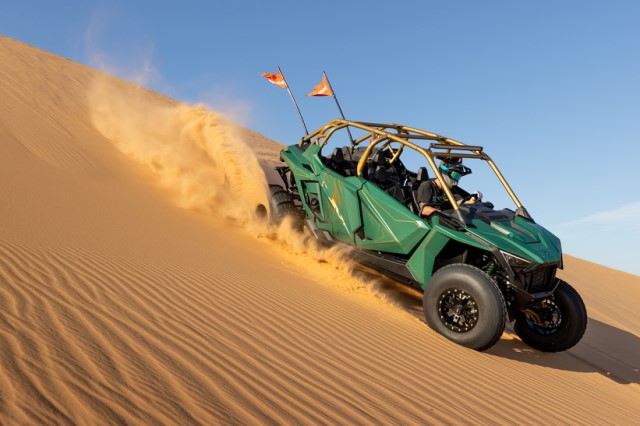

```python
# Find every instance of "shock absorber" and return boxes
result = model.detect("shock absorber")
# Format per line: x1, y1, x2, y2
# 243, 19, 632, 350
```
482, 259, 496, 276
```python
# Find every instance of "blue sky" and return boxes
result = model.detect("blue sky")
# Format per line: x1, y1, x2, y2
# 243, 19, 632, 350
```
2, 1, 639, 275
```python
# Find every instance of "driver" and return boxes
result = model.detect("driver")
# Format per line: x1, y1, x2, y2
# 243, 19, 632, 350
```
415, 160, 473, 217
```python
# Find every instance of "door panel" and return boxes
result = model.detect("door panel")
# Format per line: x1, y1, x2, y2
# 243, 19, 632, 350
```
308, 170, 363, 244
356, 182, 430, 254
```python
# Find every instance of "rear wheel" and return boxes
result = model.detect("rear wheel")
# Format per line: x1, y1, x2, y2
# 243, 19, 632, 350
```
268, 185, 303, 230
513, 280, 587, 352
423, 264, 506, 351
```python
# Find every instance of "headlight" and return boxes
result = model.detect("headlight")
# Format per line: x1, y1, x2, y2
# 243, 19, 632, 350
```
500, 250, 533, 268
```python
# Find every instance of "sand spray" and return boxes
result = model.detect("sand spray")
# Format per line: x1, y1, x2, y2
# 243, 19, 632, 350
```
88, 79, 267, 222
88, 78, 399, 306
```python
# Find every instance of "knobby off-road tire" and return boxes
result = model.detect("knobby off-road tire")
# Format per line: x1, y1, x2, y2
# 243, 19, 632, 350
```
423, 264, 507, 351
268, 185, 303, 230
513, 280, 587, 352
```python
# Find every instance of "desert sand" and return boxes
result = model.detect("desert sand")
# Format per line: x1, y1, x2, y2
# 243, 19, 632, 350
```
0, 35, 638, 425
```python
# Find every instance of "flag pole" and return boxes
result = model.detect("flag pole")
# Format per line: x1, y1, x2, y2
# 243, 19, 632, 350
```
322, 71, 354, 144
278, 66, 309, 136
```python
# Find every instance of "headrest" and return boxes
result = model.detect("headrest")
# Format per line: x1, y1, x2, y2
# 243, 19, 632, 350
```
373, 151, 387, 166
331, 147, 344, 162
416, 167, 429, 182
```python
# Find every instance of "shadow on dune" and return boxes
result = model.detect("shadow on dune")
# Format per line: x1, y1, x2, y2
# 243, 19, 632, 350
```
357, 268, 640, 385
488, 319, 640, 385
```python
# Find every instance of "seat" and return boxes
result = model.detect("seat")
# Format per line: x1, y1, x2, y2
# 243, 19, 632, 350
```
416, 167, 429, 183
410, 167, 431, 215
371, 151, 391, 186
328, 147, 350, 176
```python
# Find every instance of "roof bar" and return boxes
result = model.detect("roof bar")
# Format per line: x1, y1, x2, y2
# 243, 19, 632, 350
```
430, 143, 484, 152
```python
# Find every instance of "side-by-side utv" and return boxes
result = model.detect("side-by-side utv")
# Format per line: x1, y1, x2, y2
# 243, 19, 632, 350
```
268, 119, 587, 352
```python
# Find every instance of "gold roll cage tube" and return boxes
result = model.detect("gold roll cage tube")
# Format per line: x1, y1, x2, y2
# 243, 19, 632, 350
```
299, 119, 524, 212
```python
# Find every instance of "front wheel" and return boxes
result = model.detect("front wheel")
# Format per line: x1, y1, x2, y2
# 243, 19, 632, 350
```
423, 264, 507, 351
513, 280, 587, 352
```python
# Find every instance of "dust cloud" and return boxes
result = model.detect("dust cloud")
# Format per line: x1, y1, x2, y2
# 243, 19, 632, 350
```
88, 78, 268, 223
88, 78, 390, 305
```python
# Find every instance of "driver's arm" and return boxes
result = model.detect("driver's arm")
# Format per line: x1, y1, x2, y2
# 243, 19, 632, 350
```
420, 205, 439, 216
416, 181, 439, 217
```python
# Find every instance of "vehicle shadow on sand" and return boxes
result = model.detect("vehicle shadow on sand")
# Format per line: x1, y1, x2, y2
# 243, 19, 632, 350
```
489, 319, 640, 385
360, 268, 640, 386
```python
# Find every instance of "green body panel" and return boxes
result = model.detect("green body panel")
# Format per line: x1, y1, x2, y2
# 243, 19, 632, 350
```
280, 144, 314, 174
406, 216, 494, 288
406, 231, 449, 287
315, 173, 363, 243
355, 182, 430, 254
466, 215, 562, 264
282, 144, 364, 244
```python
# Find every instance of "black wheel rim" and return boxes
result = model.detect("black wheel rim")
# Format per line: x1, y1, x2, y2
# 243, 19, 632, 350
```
522, 299, 562, 335
437, 288, 479, 332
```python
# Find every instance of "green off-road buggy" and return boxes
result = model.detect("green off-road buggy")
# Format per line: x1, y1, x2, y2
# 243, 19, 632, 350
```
267, 119, 587, 351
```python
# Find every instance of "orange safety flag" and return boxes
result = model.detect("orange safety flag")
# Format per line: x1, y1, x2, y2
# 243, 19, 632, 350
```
262, 72, 287, 88
307, 75, 333, 96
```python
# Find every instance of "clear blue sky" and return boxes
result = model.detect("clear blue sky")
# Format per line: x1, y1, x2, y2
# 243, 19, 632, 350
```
2, 1, 639, 275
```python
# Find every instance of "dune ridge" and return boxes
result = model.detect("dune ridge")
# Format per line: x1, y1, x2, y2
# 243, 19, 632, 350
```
1, 35, 639, 424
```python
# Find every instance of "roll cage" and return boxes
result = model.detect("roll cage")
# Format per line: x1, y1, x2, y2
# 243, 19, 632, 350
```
299, 119, 532, 221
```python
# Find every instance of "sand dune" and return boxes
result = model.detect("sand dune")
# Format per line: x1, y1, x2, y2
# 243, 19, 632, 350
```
1, 35, 639, 425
